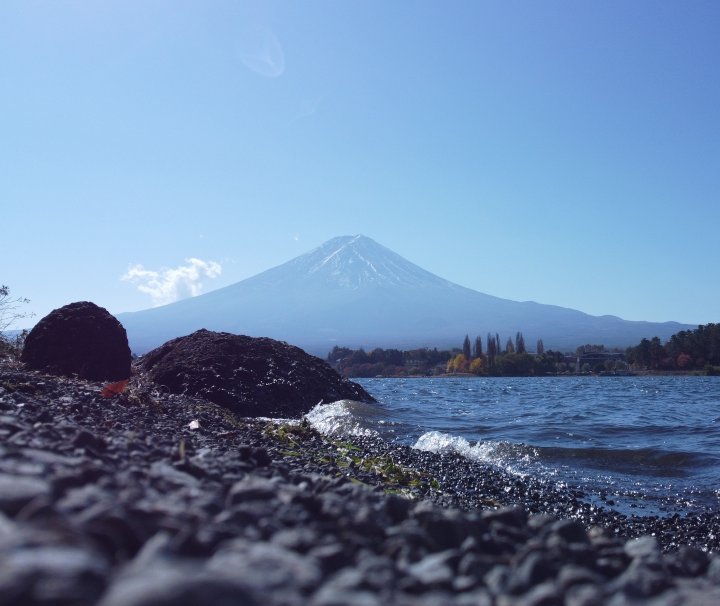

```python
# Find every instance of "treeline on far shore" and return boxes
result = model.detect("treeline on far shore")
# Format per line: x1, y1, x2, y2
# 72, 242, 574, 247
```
327, 332, 624, 378
328, 323, 720, 378
625, 323, 720, 373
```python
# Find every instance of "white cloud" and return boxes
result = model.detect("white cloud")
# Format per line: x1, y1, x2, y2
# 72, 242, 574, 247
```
122, 258, 222, 306
238, 26, 285, 78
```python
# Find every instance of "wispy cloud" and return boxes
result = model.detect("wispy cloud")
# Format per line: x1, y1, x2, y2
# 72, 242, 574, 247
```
238, 27, 285, 78
122, 258, 222, 306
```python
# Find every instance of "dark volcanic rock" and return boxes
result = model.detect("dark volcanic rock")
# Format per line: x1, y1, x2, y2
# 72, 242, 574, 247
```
21, 302, 131, 381
134, 329, 374, 418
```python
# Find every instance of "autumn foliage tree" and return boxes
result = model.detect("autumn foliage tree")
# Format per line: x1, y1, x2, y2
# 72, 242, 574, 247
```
469, 357, 483, 375
627, 324, 720, 372
446, 353, 468, 373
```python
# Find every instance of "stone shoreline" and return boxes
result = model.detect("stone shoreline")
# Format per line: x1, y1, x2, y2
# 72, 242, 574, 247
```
2, 359, 720, 605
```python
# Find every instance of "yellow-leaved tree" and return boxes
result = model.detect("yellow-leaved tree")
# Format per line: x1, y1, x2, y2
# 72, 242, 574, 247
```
469, 357, 483, 375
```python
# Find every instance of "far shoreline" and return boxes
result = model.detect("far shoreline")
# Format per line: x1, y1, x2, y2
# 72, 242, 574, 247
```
351, 370, 716, 379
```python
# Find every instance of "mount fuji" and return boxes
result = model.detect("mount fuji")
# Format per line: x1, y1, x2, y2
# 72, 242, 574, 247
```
117, 235, 692, 356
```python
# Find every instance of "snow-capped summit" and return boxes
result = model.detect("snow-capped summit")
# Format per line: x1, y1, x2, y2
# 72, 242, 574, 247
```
287, 235, 454, 290
118, 235, 692, 355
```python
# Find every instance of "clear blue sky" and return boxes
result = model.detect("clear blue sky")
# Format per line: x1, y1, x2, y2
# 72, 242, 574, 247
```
2, 1, 719, 330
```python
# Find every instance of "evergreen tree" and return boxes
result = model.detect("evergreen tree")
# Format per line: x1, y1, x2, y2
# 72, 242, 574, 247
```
536, 339, 544, 355
515, 332, 526, 354
486, 333, 496, 369
462, 334, 472, 360
474, 335, 483, 358
506, 338, 515, 354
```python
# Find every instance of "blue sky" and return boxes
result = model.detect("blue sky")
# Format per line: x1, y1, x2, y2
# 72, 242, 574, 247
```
2, 1, 719, 330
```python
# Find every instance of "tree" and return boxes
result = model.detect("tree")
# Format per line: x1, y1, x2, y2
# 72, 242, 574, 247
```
576, 344, 605, 356
327, 346, 353, 365
497, 353, 534, 376
505, 337, 514, 354
447, 353, 468, 373
473, 335, 483, 359
469, 357, 483, 375
536, 339, 544, 355
462, 335, 472, 360
0, 286, 34, 358
534, 352, 558, 374
486, 333, 496, 369
515, 332, 526, 354
350, 348, 370, 365
628, 338, 651, 368
0, 285, 33, 332
648, 336, 666, 370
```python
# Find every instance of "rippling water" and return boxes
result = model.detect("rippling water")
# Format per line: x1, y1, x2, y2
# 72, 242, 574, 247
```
305, 376, 720, 516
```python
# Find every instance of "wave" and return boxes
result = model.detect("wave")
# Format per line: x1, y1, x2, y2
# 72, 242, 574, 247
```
411, 430, 716, 481
304, 399, 384, 438
412, 431, 536, 477
533, 444, 718, 478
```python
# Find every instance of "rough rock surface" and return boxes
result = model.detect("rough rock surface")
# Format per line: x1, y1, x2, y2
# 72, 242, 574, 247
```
21, 302, 131, 381
2, 358, 720, 605
134, 329, 374, 418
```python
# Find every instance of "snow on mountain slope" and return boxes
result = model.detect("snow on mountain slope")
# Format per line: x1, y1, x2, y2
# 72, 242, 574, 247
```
117, 235, 692, 355
242, 235, 459, 291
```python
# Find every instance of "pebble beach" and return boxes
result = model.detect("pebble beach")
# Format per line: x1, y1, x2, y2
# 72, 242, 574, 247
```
2, 358, 720, 605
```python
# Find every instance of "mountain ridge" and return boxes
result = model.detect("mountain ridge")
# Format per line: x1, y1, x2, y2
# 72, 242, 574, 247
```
117, 235, 693, 356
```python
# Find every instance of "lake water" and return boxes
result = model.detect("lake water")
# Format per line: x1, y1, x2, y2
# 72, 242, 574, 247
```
305, 376, 720, 516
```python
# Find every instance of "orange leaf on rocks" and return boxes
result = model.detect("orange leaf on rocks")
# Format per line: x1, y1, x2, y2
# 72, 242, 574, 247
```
101, 379, 129, 398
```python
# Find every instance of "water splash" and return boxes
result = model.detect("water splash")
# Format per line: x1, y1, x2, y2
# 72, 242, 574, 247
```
413, 430, 535, 477
304, 400, 380, 438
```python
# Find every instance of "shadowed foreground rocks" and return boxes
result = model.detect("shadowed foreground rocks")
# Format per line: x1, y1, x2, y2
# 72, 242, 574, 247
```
21, 301, 131, 381
135, 329, 374, 418
2, 359, 720, 605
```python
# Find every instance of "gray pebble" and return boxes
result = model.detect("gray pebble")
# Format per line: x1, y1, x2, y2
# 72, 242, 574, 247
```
207, 541, 322, 592
0, 473, 50, 515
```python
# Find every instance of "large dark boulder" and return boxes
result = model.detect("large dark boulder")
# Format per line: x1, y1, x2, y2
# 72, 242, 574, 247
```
21, 302, 131, 381
135, 329, 374, 418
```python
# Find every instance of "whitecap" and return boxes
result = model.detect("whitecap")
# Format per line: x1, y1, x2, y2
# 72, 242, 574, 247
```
412, 430, 532, 477
304, 400, 379, 438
